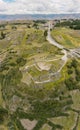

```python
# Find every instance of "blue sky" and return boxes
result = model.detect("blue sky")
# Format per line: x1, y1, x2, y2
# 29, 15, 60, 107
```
3, 0, 15, 2
0, 0, 80, 14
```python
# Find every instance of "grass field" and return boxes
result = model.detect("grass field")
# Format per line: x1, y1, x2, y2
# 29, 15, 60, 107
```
51, 27, 80, 48
50, 111, 78, 130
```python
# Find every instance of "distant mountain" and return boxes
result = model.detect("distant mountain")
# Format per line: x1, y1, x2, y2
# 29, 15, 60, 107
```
0, 13, 80, 21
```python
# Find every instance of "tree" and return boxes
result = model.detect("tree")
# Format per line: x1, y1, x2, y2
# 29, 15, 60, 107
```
44, 30, 48, 37
71, 59, 77, 68
0, 31, 5, 39
12, 26, 17, 30
65, 77, 77, 90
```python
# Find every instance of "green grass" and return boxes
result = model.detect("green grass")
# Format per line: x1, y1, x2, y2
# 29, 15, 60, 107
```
51, 27, 80, 48
28, 65, 49, 82
70, 90, 80, 110
50, 111, 77, 130
0, 125, 8, 130
77, 115, 80, 130
40, 124, 52, 130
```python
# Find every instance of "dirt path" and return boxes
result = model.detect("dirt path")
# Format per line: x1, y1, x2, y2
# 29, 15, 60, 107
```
47, 22, 64, 49
47, 22, 68, 63
23, 23, 68, 84
47, 22, 68, 69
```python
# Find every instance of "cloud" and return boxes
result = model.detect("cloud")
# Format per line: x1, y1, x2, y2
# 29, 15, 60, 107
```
0, 0, 80, 14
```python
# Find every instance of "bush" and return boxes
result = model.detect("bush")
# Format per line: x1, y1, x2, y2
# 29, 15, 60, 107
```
65, 77, 77, 90
0, 108, 8, 124
3, 67, 22, 86
75, 68, 80, 81
71, 59, 77, 68
67, 69, 73, 74
16, 57, 26, 66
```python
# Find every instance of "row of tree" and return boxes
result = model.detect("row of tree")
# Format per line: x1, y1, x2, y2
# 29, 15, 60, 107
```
55, 19, 80, 30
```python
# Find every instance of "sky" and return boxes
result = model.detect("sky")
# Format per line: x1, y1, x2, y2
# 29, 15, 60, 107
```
0, 0, 80, 14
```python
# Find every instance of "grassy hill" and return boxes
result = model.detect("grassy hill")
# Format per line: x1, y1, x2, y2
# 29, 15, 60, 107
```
0, 20, 80, 130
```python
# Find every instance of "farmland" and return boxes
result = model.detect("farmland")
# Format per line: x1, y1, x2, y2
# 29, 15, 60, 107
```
0, 20, 80, 130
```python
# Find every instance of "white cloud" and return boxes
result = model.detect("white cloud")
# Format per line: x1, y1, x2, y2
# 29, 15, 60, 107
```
0, 0, 7, 11
0, 0, 80, 14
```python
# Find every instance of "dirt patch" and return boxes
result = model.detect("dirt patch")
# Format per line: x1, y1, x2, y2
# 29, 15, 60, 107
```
20, 119, 37, 130
37, 62, 51, 71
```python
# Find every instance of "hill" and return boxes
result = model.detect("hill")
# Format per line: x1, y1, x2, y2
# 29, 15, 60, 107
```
0, 13, 80, 21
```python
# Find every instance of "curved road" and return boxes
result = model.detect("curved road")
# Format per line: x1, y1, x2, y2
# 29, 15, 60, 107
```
47, 22, 68, 70
35, 24, 68, 84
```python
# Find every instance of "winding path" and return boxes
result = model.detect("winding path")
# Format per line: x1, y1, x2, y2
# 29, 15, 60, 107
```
47, 22, 68, 63
35, 23, 68, 84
